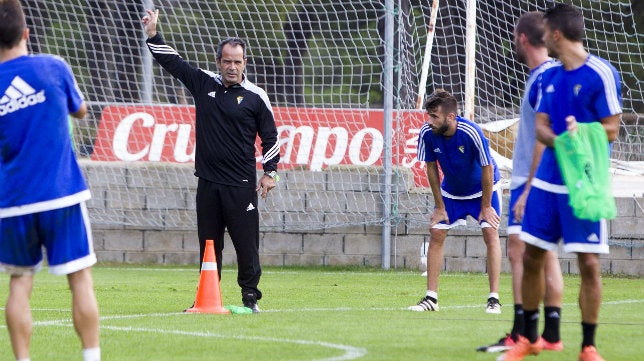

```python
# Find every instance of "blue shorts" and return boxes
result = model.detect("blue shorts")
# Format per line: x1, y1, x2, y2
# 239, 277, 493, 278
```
0, 202, 96, 275
432, 190, 502, 229
521, 186, 609, 254
507, 184, 526, 234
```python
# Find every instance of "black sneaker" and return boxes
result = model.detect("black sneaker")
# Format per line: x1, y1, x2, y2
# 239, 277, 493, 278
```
407, 295, 439, 311
486, 297, 502, 314
242, 293, 260, 313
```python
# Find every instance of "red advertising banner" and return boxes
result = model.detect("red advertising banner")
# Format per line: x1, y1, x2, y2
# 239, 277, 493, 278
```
92, 105, 430, 187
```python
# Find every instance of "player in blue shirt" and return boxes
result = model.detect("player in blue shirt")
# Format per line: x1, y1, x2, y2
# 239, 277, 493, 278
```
478, 12, 564, 354
0, 1, 100, 360
408, 89, 503, 314
499, 4, 621, 361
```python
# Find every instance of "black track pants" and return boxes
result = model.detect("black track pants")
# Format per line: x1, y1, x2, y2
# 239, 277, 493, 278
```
196, 177, 262, 299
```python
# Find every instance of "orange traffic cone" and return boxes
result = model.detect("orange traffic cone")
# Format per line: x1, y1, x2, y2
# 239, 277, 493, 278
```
185, 240, 230, 314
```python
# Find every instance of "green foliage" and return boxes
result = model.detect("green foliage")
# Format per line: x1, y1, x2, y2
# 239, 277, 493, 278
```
1, 266, 643, 361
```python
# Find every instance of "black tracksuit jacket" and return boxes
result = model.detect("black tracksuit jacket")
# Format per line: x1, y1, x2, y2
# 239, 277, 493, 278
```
146, 33, 280, 188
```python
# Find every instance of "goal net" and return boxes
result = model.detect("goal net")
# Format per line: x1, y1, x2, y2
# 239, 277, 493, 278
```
20, 0, 643, 241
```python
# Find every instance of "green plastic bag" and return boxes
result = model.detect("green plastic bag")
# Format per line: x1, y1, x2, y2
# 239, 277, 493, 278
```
554, 122, 616, 221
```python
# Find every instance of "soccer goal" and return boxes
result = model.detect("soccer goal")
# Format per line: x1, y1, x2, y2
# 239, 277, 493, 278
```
19, 0, 644, 259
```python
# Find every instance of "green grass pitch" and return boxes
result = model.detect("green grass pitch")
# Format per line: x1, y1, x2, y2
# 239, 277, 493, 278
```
1, 265, 642, 361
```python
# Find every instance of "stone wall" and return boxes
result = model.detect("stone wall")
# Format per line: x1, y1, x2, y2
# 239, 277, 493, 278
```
81, 161, 644, 276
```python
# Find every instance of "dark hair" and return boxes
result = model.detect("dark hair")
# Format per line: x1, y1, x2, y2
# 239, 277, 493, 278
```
544, 3, 585, 42
216, 37, 246, 60
0, 0, 26, 49
424, 89, 458, 115
515, 11, 545, 47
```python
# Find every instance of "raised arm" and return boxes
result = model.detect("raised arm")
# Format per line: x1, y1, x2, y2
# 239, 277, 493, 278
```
141, 8, 206, 95
142, 9, 159, 39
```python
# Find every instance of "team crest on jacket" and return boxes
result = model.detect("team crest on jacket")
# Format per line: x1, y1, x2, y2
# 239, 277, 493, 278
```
459, 145, 465, 153
237, 96, 244, 104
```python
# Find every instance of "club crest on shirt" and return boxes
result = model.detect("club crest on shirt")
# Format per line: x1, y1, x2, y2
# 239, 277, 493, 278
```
459, 145, 465, 153
237, 96, 244, 104
208, 91, 216, 98
574, 84, 582, 96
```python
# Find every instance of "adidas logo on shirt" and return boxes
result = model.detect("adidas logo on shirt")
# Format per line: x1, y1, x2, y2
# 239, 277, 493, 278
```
0, 76, 46, 116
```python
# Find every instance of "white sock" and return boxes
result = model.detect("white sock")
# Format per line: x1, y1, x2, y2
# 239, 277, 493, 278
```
425, 290, 438, 300
16, 358, 31, 361
83, 347, 101, 361
489, 292, 499, 300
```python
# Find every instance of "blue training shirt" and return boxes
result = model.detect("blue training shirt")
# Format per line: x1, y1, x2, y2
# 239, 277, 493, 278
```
417, 116, 500, 198
534, 54, 622, 187
0, 54, 90, 217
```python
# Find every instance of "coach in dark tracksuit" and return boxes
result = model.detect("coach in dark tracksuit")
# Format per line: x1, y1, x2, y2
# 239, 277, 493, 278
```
142, 9, 280, 313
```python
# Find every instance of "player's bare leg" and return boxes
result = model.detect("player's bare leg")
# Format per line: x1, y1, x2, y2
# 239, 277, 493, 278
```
6, 274, 34, 360
426, 227, 448, 293
483, 226, 502, 313
68, 268, 100, 350
408, 228, 447, 311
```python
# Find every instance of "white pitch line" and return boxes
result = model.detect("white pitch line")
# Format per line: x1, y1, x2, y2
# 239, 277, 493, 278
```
100, 325, 367, 361
4, 312, 367, 361
1, 298, 642, 360
1, 298, 643, 315
256, 299, 644, 313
